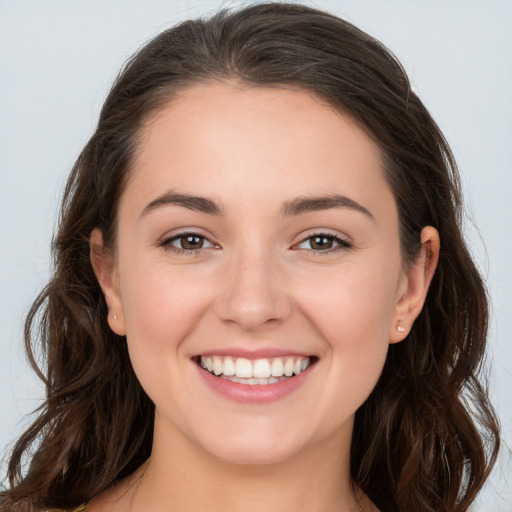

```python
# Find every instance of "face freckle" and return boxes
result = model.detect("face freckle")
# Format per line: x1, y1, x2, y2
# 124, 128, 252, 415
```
110, 81, 408, 465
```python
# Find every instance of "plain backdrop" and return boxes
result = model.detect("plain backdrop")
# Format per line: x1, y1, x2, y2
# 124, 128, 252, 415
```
1, 0, 511, 509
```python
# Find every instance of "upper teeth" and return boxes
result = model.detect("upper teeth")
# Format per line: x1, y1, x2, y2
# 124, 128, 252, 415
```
199, 356, 310, 378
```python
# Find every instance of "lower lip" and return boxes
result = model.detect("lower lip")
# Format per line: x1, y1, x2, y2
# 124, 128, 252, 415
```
195, 361, 316, 404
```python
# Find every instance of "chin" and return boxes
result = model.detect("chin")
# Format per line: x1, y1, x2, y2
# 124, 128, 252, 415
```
196, 424, 306, 466
209, 442, 300, 466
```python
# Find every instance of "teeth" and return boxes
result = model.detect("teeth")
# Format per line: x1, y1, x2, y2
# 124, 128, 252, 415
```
199, 355, 311, 380
213, 356, 223, 376
284, 358, 294, 377
235, 358, 253, 378
271, 358, 284, 377
253, 359, 271, 378
223, 356, 235, 376
220, 375, 288, 385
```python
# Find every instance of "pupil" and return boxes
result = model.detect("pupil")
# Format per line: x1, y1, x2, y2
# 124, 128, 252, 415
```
311, 236, 332, 250
182, 235, 203, 249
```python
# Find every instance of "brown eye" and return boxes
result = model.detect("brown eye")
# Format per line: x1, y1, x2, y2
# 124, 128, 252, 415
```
295, 233, 351, 253
180, 235, 204, 250
162, 232, 216, 253
309, 235, 335, 250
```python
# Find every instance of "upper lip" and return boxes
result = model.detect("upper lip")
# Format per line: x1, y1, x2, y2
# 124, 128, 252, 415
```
193, 347, 315, 360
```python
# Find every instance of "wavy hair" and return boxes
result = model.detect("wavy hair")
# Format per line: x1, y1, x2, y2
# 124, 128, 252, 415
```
3, 3, 499, 511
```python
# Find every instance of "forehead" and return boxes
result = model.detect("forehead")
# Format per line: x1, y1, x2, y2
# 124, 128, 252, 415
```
122, 82, 394, 221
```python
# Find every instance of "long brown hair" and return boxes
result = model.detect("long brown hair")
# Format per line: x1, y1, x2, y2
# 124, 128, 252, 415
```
3, 3, 499, 511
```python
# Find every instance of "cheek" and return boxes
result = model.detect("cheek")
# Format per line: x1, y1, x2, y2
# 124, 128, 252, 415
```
299, 259, 399, 346
294, 259, 400, 408
314, 284, 391, 374
121, 266, 211, 346
117, 257, 215, 392
118, 265, 218, 417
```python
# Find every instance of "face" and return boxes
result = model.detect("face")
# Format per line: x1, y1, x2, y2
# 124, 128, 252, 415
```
94, 82, 428, 466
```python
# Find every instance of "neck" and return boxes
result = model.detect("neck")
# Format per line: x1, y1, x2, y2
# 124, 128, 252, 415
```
123, 415, 364, 512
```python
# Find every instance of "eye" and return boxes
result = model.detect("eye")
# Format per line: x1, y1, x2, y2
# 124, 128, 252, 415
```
294, 233, 351, 252
160, 232, 216, 254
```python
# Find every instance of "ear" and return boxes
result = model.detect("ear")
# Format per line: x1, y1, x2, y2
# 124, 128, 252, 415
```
389, 226, 440, 344
90, 228, 126, 336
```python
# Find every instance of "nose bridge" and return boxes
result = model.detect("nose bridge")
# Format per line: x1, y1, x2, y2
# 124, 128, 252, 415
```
214, 241, 291, 330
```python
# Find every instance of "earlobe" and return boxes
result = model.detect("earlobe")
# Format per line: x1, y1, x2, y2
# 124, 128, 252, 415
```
389, 226, 440, 344
90, 228, 126, 336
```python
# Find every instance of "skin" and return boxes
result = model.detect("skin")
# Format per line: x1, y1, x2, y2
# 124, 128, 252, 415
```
90, 82, 439, 512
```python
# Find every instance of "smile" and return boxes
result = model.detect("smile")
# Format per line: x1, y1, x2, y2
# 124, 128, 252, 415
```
198, 355, 312, 385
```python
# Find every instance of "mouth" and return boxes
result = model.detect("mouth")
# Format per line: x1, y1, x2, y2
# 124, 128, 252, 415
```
193, 355, 318, 386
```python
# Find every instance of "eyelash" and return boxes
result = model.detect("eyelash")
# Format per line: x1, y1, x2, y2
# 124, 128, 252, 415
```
293, 232, 352, 254
159, 231, 217, 256
159, 231, 351, 256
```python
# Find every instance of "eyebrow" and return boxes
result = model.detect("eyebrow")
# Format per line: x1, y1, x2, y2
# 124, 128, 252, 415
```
281, 194, 375, 220
140, 190, 374, 221
140, 190, 224, 218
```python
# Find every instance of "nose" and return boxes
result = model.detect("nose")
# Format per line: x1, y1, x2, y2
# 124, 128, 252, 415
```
213, 249, 293, 332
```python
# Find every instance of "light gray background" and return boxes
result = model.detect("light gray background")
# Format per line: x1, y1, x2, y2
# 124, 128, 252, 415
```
1, 0, 511, 508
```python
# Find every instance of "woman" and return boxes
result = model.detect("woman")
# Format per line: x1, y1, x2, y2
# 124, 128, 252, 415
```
2, 3, 500, 511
